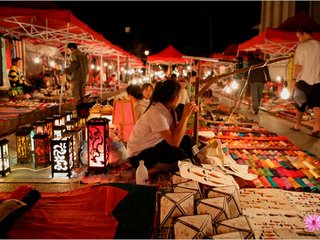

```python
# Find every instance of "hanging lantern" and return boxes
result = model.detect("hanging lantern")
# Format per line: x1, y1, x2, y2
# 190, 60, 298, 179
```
64, 111, 73, 122
0, 138, 10, 177
50, 135, 74, 178
87, 118, 110, 174
45, 117, 54, 138
33, 133, 50, 168
16, 128, 33, 164
53, 126, 66, 138
33, 120, 47, 135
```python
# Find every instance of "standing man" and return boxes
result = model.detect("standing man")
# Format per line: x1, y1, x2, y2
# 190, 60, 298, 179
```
246, 49, 271, 114
64, 43, 88, 103
291, 26, 320, 137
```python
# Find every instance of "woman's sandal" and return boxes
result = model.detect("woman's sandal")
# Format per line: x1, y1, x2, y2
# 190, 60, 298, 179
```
308, 131, 320, 138
290, 125, 300, 131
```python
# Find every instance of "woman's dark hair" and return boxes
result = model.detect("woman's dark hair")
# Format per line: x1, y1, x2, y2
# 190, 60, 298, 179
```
126, 84, 142, 100
67, 42, 78, 50
146, 80, 181, 111
297, 26, 312, 35
141, 82, 153, 91
12, 57, 22, 65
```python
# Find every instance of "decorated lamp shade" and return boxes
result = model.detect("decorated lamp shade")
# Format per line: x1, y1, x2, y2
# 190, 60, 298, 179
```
33, 120, 47, 135
66, 127, 82, 168
16, 128, 33, 163
101, 105, 113, 122
53, 126, 66, 138
50, 135, 74, 178
89, 103, 103, 119
33, 133, 50, 168
87, 118, 110, 174
45, 117, 54, 138
21, 125, 35, 151
53, 115, 65, 127
66, 119, 77, 131
64, 111, 73, 122
0, 138, 10, 177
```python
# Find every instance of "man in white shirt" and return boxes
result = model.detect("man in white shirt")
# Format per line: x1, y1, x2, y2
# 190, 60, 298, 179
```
291, 26, 320, 137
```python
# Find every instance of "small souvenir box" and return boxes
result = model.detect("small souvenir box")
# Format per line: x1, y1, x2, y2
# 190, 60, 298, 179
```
160, 192, 194, 228
174, 214, 213, 239
214, 215, 255, 239
206, 185, 241, 218
173, 180, 203, 199
196, 196, 230, 222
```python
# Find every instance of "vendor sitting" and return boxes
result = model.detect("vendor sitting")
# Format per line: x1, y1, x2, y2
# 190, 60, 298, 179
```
8, 57, 33, 93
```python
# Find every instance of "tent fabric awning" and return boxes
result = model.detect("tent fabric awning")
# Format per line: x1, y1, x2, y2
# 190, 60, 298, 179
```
0, 7, 143, 67
147, 45, 191, 64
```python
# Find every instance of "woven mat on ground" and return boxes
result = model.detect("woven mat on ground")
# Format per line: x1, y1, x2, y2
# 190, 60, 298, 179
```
97, 183, 159, 239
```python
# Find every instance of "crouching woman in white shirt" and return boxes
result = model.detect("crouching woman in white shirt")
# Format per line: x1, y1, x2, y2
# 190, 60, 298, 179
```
127, 80, 198, 176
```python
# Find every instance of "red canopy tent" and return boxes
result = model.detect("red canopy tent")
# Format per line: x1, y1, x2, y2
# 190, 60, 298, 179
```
238, 12, 320, 55
147, 45, 191, 65
0, 7, 143, 67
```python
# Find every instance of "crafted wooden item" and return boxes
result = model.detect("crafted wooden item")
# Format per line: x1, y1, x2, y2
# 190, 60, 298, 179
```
174, 214, 213, 239
86, 118, 109, 174
50, 135, 74, 178
160, 192, 194, 228
21, 125, 35, 151
196, 196, 231, 222
0, 138, 10, 177
112, 97, 136, 142
66, 127, 82, 168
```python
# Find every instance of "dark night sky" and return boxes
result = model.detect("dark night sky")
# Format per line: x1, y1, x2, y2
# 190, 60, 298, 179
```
1, 1, 261, 58
55, 1, 261, 58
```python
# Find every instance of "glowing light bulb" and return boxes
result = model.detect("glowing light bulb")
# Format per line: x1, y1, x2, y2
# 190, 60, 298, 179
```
49, 60, 55, 67
108, 65, 113, 69
96, 66, 101, 71
280, 87, 290, 99
224, 86, 231, 94
34, 57, 41, 64
104, 62, 108, 67
231, 80, 239, 90
90, 64, 95, 70
276, 75, 282, 82
132, 79, 137, 85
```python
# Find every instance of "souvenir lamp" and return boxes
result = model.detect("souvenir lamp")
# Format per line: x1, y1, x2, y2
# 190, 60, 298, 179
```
50, 135, 74, 178
33, 120, 47, 135
78, 116, 88, 141
33, 132, 50, 168
45, 117, 54, 138
280, 80, 290, 100
21, 124, 35, 151
101, 105, 113, 122
112, 97, 136, 142
53, 115, 66, 138
89, 103, 103, 119
86, 118, 110, 174
15, 127, 33, 164
0, 138, 10, 177
64, 111, 73, 122
65, 119, 82, 168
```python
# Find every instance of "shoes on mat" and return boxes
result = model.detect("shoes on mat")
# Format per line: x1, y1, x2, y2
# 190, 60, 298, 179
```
290, 126, 300, 131
308, 130, 320, 138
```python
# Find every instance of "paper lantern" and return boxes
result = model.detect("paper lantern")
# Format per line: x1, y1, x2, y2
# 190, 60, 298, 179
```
21, 125, 35, 151
86, 118, 109, 174
33, 133, 50, 168
64, 111, 73, 122
65, 127, 82, 168
112, 97, 136, 142
53, 115, 65, 127
89, 103, 102, 119
0, 138, 10, 177
33, 120, 47, 135
53, 125, 66, 138
50, 135, 74, 178
45, 117, 54, 138
15, 128, 33, 163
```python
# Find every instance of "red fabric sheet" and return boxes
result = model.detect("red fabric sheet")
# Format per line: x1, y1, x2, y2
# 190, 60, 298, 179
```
5, 185, 128, 239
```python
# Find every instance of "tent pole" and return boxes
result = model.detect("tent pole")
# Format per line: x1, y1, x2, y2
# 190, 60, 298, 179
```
100, 54, 103, 102
193, 61, 201, 145
60, 22, 70, 114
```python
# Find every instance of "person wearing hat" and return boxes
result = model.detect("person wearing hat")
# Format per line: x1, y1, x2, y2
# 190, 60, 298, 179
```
245, 49, 271, 114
